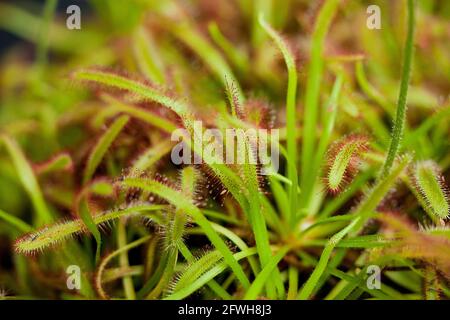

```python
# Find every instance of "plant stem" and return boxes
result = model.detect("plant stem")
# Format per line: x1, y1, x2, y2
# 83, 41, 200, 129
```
301, 0, 340, 207
117, 219, 136, 300
297, 218, 359, 300
380, 0, 415, 178
259, 13, 298, 226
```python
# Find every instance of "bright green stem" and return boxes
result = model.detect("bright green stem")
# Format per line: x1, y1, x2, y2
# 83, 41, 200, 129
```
301, 0, 340, 207
137, 248, 170, 299
314, 74, 343, 163
298, 218, 359, 300
287, 266, 299, 300
309, 74, 343, 198
351, 155, 411, 234
243, 246, 290, 300
83, 115, 129, 184
259, 14, 298, 225
380, 0, 415, 178
146, 247, 178, 299
117, 219, 136, 300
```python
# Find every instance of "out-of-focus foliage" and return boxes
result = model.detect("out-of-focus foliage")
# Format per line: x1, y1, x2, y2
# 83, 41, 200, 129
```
0, 0, 449, 300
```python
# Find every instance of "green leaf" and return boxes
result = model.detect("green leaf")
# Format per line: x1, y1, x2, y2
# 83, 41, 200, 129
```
0, 209, 32, 233
380, 0, 415, 177
259, 13, 298, 226
14, 204, 164, 255
120, 177, 251, 289
412, 161, 449, 219
83, 115, 129, 184
80, 114, 129, 262
244, 246, 290, 299
1, 134, 53, 225
164, 248, 257, 300
301, 0, 340, 206
170, 250, 223, 294
298, 218, 360, 300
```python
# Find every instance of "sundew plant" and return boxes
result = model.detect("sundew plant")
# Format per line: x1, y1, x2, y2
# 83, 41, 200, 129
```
0, 0, 450, 300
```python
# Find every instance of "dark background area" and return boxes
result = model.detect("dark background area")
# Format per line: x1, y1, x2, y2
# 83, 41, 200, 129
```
0, 0, 91, 53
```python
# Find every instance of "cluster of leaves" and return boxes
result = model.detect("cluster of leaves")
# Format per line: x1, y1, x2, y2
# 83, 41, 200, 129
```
0, 0, 450, 300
